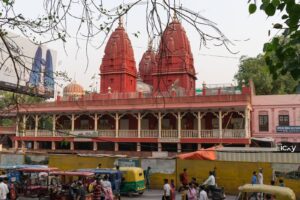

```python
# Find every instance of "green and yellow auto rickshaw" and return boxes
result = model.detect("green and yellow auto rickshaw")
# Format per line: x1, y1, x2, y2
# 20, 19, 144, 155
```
119, 167, 145, 196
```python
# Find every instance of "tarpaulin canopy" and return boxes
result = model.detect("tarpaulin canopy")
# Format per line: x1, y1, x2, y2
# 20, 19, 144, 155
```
177, 146, 222, 160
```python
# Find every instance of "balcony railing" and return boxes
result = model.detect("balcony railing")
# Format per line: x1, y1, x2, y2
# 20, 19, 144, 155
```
161, 130, 178, 138
21, 128, 247, 139
223, 129, 245, 138
98, 129, 115, 137
140, 130, 159, 138
181, 130, 198, 138
119, 130, 138, 138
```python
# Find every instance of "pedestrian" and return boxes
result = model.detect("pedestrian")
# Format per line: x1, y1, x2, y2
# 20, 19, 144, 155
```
179, 168, 189, 189
170, 179, 176, 200
162, 179, 171, 200
279, 179, 285, 187
187, 183, 197, 200
102, 175, 113, 200
8, 181, 17, 200
145, 166, 151, 189
0, 178, 9, 200
97, 163, 102, 169
76, 181, 86, 200
190, 177, 198, 187
198, 185, 208, 200
251, 171, 257, 184
250, 171, 258, 200
258, 168, 263, 184
93, 178, 103, 200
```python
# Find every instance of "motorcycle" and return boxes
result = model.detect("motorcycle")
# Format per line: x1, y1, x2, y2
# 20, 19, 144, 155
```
202, 185, 226, 200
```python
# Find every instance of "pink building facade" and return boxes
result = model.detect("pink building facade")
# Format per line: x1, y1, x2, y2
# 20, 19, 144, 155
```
252, 94, 300, 144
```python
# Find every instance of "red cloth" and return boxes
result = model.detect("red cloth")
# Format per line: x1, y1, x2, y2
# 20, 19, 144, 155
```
177, 146, 221, 160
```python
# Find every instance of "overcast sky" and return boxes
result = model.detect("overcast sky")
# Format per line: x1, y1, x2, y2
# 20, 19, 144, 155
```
14, 0, 282, 93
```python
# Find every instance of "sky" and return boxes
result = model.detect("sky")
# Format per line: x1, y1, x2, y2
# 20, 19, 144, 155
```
13, 0, 282, 94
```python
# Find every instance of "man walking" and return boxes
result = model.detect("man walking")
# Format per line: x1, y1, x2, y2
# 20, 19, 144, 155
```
145, 166, 151, 189
258, 168, 263, 184
199, 185, 208, 200
0, 178, 9, 200
162, 179, 171, 200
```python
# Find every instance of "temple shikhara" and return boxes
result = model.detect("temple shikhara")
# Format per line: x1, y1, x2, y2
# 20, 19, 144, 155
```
2, 17, 299, 155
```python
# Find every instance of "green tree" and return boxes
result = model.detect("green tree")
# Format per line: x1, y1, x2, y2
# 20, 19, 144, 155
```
234, 55, 298, 95
248, 0, 300, 81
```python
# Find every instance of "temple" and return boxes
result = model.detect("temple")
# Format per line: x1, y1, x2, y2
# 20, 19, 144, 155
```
1, 18, 299, 155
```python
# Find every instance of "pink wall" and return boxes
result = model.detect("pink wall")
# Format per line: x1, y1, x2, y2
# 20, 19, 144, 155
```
252, 94, 300, 143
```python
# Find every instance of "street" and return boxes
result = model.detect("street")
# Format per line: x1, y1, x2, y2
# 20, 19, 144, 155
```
16, 190, 237, 200
121, 189, 236, 200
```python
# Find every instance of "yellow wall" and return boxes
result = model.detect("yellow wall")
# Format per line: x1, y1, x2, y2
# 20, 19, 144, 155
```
48, 155, 300, 199
48, 154, 116, 170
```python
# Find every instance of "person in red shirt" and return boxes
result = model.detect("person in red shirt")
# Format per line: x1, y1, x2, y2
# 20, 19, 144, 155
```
180, 168, 188, 186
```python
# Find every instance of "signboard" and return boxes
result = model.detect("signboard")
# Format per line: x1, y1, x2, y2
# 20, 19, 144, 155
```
0, 32, 56, 98
276, 126, 300, 133
116, 158, 140, 167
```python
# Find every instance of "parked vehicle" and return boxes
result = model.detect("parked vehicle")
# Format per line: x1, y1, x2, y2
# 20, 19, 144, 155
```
119, 167, 145, 196
17, 167, 59, 198
50, 171, 95, 200
236, 184, 296, 200
77, 168, 122, 198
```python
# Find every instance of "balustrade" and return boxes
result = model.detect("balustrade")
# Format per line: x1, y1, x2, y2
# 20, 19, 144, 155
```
118, 130, 138, 138
181, 130, 198, 138
140, 130, 159, 138
222, 129, 245, 138
98, 129, 115, 137
161, 130, 178, 138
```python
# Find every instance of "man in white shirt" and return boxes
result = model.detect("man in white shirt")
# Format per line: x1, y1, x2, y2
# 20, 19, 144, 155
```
202, 171, 216, 196
0, 178, 9, 200
163, 179, 171, 200
258, 168, 263, 184
203, 171, 216, 186
199, 185, 208, 200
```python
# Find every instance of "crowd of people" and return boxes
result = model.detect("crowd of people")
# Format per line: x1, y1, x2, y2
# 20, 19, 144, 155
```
162, 168, 218, 200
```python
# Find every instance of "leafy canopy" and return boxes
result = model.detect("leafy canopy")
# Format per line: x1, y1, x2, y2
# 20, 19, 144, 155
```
234, 55, 298, 95
248, 0, 300, 81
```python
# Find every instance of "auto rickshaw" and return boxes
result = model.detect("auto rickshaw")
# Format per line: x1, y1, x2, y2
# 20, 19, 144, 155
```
236, 184, 296, 200
119, 167, 145, 196
77, 168, 122, 198
18, 167, 59, 198
50, 171, 95, 200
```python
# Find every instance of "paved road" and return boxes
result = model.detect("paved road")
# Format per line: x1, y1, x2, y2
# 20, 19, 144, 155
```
17, 190, 236, 200
121, 189, 236, 200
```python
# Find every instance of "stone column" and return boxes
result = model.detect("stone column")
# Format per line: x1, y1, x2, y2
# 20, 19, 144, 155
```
197, 143, 202, 150
15, 116, 19, 137
70, 142, 74, 151
33, 141, 39, 150
198, 112, 202, 138
218, 110, 222, 138
52, 114, 56, 136
94, 113, 98, 131
51, 141, 56, 150
158, 143, 162, 152
93, 141, 97, 151
35, 115, 39, 137
138, 113, 141, 138
22, 115, 26, 137
178, 112, 181, 139
14, 140, 18, 149
245, 108, 249, 138
158, 112, 162, 138
71, 114, 75, 132
114, 142, 119, 151
137, 142, 141, 152
177, 143, 181, 153
115, 113, 119, 138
